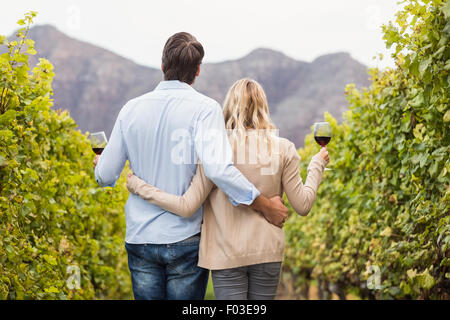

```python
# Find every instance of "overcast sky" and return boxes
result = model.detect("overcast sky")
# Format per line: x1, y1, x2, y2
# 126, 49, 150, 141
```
1, 0, 400, 68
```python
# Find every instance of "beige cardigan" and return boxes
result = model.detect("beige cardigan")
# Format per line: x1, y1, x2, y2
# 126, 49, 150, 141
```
127, 133, 327, 270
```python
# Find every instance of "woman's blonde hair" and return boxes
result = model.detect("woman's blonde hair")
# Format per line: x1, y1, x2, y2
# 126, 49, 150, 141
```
223, 78, 275, 131
223, 78, 278, 165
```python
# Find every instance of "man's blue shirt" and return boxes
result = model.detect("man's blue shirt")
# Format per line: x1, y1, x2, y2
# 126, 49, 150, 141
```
95, 80, 260, 244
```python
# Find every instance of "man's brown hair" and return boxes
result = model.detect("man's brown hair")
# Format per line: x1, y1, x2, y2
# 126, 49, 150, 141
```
162, 32, 204, 85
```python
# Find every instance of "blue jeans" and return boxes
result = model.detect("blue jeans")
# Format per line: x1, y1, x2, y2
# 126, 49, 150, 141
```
125, 233, 208, 300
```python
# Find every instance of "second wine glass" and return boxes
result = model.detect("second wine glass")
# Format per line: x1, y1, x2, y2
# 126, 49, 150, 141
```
89, 131, 108, 155
313, 122, 331, 170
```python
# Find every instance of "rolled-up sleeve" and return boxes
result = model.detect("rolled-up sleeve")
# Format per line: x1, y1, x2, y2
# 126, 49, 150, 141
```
193, 102, 260, 206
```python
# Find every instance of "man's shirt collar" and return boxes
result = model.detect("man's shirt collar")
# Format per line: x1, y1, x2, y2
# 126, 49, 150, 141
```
155, 80, 193, 91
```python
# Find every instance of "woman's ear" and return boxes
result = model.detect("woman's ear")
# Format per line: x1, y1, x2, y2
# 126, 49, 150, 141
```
161, 63, 164, 72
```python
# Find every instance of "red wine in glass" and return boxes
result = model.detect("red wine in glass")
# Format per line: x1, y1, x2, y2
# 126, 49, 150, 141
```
313, 122, 332, 147
314, 136, 331, 147
89, 131, 108, 155
92, 147, 104, 155
313, 122, 332, 170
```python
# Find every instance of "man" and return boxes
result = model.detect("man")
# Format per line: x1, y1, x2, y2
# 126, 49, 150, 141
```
94, 32, 288, 300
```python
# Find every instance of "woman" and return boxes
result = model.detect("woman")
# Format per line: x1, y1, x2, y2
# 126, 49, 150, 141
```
127, 78, 329, 300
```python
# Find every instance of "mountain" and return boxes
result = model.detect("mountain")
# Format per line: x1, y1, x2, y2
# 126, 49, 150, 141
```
14, 25, 370, 147
22, 25, 161, 136
195, 49, 370, 145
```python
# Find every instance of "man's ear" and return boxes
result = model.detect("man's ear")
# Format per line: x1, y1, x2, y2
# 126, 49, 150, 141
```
196, 65, 201, 77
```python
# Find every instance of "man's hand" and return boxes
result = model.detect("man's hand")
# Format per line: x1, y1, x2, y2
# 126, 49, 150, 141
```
93, 155, 100, 168
250, 195, 288, 228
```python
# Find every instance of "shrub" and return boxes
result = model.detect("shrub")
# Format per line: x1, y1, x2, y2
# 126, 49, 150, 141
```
0, 12, 132, 299
284, 0, 449, 299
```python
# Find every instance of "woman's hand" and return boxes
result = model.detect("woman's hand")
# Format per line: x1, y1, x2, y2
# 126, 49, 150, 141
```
127, 173, 138, 194
318, 147, 330, 164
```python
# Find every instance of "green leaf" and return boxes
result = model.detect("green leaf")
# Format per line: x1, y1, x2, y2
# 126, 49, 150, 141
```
42, 254, 57, 266
419, 57, 432, 76
443, 0, 450, 19
380, 227, 392, 237
0, 155, 6, 168
429, 161, 438, 177
388, 287, 401, 296
407, 269, 417, 279
26, 39, 34, 47
400, 281, 411, 294
44, 286, 59, 293
443, 21, 450, 36
419, 153, 428, 168
26, 48, 37, 55
444, 110, 450, 122
416, 270, 435, 290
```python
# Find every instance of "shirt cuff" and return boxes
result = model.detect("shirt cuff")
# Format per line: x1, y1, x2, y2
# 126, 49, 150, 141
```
95, 167, 116, 188
229, 186, 261, 206
96, 178, 116, 188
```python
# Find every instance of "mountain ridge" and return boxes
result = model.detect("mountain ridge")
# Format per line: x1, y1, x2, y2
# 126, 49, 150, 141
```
9, 24, 371, 147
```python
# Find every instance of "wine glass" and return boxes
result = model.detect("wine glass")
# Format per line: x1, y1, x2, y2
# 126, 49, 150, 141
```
313, 122, 331, 170
89, 131, 108, 155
